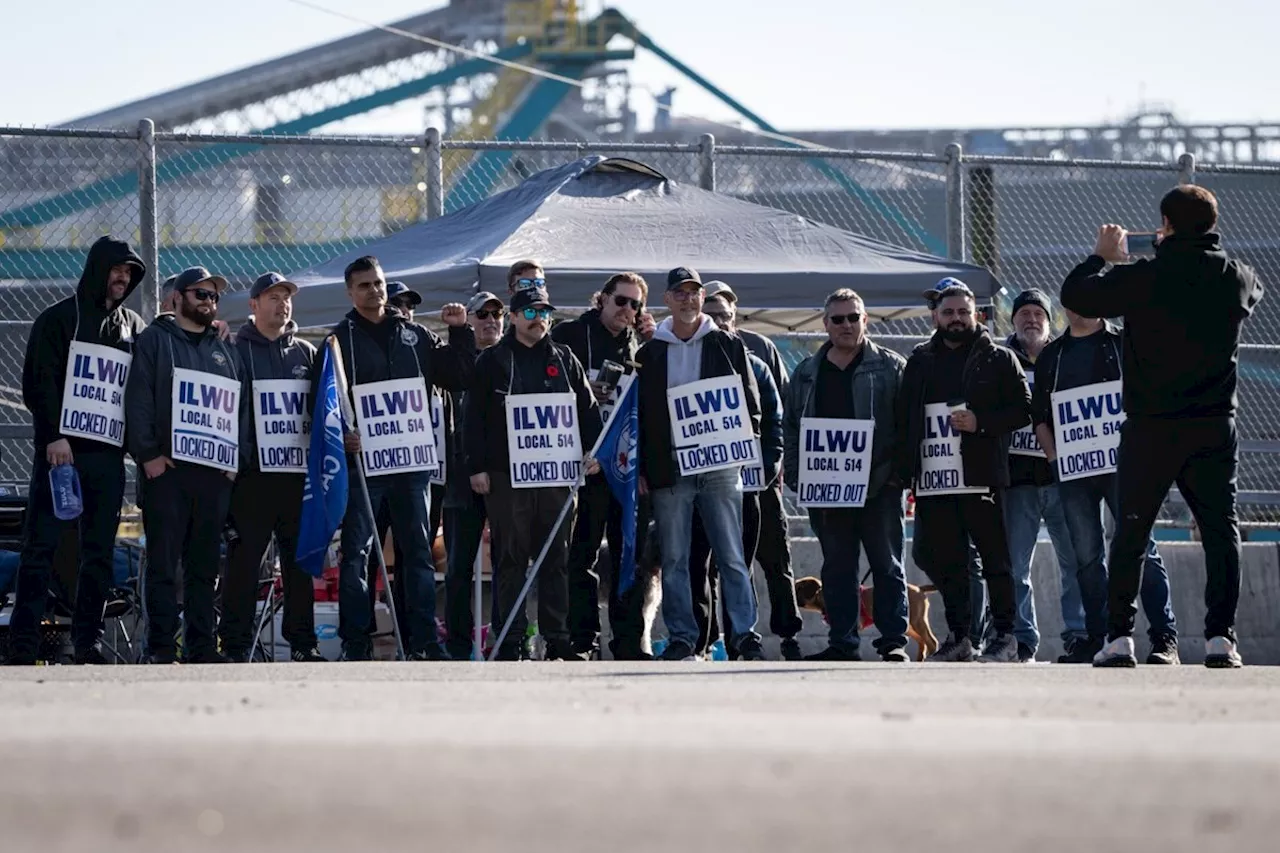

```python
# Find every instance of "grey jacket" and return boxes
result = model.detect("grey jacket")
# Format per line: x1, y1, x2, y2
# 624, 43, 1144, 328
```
783, 339, 905, 501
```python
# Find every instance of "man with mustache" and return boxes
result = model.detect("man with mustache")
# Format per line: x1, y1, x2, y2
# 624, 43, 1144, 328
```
896, 278, 1031, 663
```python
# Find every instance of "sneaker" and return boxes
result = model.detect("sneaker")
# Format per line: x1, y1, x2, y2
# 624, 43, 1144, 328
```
143, 650, 179, 665
1146, 635, 1181, 666
544, 643, 589, 662
1204, 636, 1243, 669
1092, 636, 1137, 668
1056, 636, 1080, 664
929, 634, 977, 662
407, 646, 452, 662
780, 638, 803, 661
1059, 636, 1104, 664
73, 645, 110, 665
804, 645, 860, 662
339, 646, 373, 662
880, 647, 910, 663
977, 633, 1019, 663
290, 646, 327, 663
1016, 642, 1036, 663
657, 640, 699, 662
735, 636, 766, 661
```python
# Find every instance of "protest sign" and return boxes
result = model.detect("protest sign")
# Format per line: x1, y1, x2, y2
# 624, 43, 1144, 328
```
429, 393, 446, 486
171, 367, 241, 473
1051, 380, 1125, 482
1009, 373, 1046, 458
353, 377, 436, 477
797, 417, 875, 507
740, 439, 766, 492
666, 375, 757, 476
916, 402, 988, 496
253, 379, 310, 473
505, 392, 581, 488
60, 341, 131, 447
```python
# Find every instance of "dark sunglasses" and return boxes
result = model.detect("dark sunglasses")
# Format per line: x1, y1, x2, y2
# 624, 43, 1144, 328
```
188, 288, 220, 303
612, 294, 643, 311
515, 277, 546, 290
521, 307, 553, 321
474, 308, 504, 320
828, 311, 862, 325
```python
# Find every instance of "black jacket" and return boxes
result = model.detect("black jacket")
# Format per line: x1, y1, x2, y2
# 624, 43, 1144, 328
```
1031, 322, 1124, 430
23, 236, 147, 454
235, 320, 317, 474
1004, 334, 1055, 488
125, 314, 253, 469
465, 334, 601, 479
739, 328, 789, 400
1060, 232, 1263, 418
635, 321, 762, 490
550, 308, 640, 375
896, 329, 1031, 490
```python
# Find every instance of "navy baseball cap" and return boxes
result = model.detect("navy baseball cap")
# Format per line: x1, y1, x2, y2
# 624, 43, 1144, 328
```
386, 280, 422, 307
666, 267, 702, 291
249, 271, 298, 299
160, 274, 177, 295
510, 287, 556, 312
172, 265, 229, 294
923, 276, 975, 304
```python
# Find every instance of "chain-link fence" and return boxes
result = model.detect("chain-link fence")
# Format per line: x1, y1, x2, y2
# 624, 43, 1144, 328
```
2, 124, 1278, 526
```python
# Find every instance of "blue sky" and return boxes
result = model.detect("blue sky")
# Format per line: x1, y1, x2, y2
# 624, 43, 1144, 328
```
4, 0, 1275, 132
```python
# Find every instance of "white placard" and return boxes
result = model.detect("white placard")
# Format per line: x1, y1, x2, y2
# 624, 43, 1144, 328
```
666, 375, 758, 476
429, 393, 446, 486
171, 367, 241, 473
797, 417, 876, 507
1009, 372, 1046, 458
60, 341, 131, 447
353, 377, 436, 477
740, 439, 766, 492
253, 379, 310, 473
1051, 380, 1125, 482
916, 402, 988, 497
505, 392, 581, 488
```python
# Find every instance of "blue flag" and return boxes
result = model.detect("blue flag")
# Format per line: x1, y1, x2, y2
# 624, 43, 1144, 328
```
597, 376, 639, 594
296, 345, 349, 577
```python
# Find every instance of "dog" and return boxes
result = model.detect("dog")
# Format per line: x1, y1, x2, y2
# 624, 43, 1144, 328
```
794, 576, 940, 662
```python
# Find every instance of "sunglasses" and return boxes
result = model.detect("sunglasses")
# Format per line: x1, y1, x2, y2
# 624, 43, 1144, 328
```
705, 310, 732, 322
514, 277, 546, 290
612, 294, 643, 311
188, 288, 220, 303
521, 307, 553, 321
828, 312, 862, 325
474, 308, 504, 320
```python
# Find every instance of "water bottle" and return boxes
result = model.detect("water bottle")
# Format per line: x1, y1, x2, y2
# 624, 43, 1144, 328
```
49, 463, 83, 521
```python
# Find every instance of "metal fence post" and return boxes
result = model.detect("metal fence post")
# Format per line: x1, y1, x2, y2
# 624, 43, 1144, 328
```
137, 119, 160, 322
698, 133, 716, 192
1178, 152, 1197, 186
967, 163, 999, 279
944, 142, 966, 262
425, 127, 444, 219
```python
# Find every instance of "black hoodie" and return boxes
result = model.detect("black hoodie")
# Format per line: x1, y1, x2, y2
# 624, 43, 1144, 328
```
22, 236, 147, 454
236, 320, 317, 475
1061, 232, 1264, 418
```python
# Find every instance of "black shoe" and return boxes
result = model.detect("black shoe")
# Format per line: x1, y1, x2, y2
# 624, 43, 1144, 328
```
929, 634, 977, 662
658, 640, 699, 661
339, 645, 373, 662
4, 652, 39, 666
1059, 636, 1104, 664
880, 647, 910, 663
406, 646, 451, 662
735, 636, 766, 661
545, 644, 590, 661
290, 646, 327, 663
73, 645, 110, 665
780, 638, 803, 661
493, 645, 527, 662
804, 645, 860, 662
143, 650, 179, 665
184, 650, 230, 664
1145, 634, 1181, 665
1016, 642, 1036, 663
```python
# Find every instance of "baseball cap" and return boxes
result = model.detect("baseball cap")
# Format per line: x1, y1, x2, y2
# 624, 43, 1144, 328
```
172, 265, 229, 294
703, 280, 737, 303
1011, 288, 1053, 320
249, 271, 298, 299
666, 266, 702, 291
510, 287, 556, 312
923, 276, 974, 304
160, 274, 177, 295
385, 280, 422, 307
466, 291, 503, 314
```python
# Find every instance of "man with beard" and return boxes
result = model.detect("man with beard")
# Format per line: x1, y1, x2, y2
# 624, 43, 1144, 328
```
896, 279, 1030, 663
7, 237, 147, 665
219, 272, 322, 663
551, 272, 649, 659
442, 291, 505, 659
1000, 289, 1081, 663
327, 256, 474, 662
466, 287, 601, 661
126, 266, 252, 664
1033, 305, 1180, 664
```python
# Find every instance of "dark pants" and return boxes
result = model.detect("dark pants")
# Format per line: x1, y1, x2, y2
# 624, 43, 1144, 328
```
913, 491, 1016, 638
603, 495, 653, 661
486, 472, 574, 657
755, 484, 803, 639
369, 482, 444, 647
10, 451, 125, 658
142, 464, 233, 659
443, 497, 497, 659
220, 472, 315, 655
690, 492, 760, 654
807, 487, 910, 654
566, 475, 622, 653
1108, 416, 1240, 641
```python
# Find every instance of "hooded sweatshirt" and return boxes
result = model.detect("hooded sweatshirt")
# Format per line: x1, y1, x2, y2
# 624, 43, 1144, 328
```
22, 236, 147, 455
235, 320, 317, 475
655, 315, 716, 388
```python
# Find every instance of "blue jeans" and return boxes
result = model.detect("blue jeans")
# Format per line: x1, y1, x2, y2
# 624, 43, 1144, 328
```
1057, 472, 1177, 641
339, 470, 438, 656
652, 467, 760, 651
1002, 483, 1081, 652
807, 487, 909, 654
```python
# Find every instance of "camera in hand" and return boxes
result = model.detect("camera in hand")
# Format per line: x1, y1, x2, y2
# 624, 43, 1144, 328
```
1124, 232, 1158, 258
596, 360, 625, 397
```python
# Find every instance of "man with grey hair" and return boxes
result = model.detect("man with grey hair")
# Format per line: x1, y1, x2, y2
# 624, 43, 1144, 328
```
783, 288, 910, 661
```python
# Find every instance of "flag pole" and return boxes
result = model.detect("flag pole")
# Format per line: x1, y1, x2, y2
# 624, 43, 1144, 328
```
328, 337, 406, 662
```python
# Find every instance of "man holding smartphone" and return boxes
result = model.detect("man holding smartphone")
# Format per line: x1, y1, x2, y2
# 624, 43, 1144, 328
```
551, 272, 649, 658
1061, 186, 1263, 668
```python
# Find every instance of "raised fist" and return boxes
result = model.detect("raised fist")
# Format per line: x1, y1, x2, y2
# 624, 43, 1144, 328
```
441, 303, 467, 327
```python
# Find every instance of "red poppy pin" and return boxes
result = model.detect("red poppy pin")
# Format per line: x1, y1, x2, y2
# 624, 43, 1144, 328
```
546, 365, 560, 378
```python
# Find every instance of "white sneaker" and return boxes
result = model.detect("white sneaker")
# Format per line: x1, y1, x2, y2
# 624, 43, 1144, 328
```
1204, 636, 1243, 669
1092, 636, 1137, 668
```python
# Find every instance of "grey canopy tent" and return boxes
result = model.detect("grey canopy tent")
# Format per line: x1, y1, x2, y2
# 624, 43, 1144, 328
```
222, 156, 999, 332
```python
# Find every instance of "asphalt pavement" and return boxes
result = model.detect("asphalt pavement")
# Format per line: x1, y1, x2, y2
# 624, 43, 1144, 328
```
1, 662, 1279, 852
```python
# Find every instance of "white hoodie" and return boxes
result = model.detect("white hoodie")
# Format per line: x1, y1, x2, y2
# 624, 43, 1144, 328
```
655, 314, 716, 389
